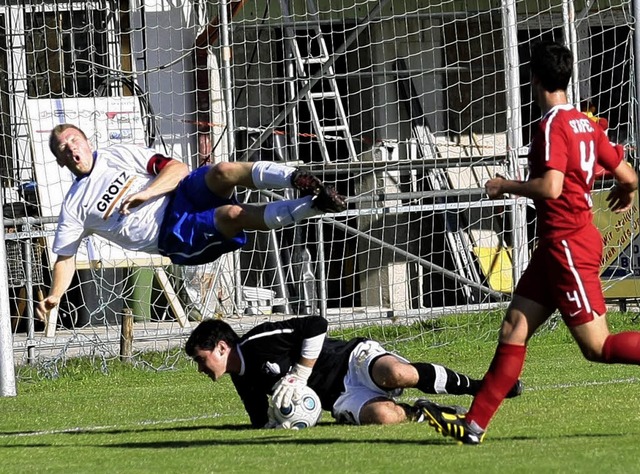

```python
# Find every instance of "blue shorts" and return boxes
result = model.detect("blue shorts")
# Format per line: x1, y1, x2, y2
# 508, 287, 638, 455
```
158, 166, 247, 265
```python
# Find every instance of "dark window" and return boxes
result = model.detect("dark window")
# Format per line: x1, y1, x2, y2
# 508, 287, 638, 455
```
25, 8, 109, 98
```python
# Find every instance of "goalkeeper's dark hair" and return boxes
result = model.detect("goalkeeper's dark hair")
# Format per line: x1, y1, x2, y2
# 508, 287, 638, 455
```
530, 41, 573, 92
185, 319, 240, 356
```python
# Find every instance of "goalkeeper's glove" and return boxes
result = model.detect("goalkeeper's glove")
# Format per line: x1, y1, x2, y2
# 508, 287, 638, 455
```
271, 363, 313, 409
264, 405, 298, 430
264, 404, 279, 429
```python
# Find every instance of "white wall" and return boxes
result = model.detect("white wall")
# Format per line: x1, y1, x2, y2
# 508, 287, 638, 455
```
131, 0, 202, 165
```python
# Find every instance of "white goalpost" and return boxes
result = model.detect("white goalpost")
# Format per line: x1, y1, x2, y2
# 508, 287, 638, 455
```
0, 219, 16, 396
0, 0, 637, 389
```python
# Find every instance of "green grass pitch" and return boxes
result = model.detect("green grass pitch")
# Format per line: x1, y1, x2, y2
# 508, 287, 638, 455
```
1, 311, 639, 473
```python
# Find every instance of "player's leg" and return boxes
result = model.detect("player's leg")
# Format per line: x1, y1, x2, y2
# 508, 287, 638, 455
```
601, 326, 640, 363
163, 163, 341, 262
205, 162, 255, 198
250, 161, 321, 194
214, 196, 337, 238
359, 398, 465, 425
333, 388, 448, 425
570, 314, 640, 364
359, 398, 408, 425
205, 161, 346, 212
569, 315, 611, 361
421, 245, 556, 440
207, 161, 345, 235
464, 295, 549, 429
369, 354, 522, 397
205, 161, 324, 198
252, 160, 346, 213
213, 203, 268, 238
337, 342, 475, 425
456, 245, 559, 435
251, 161, 326, 197
198, 162, 346, 239
420, 296, 549, 444
556, 227, 640, 364
332, 341, 407, 425
419, 295, 550, 444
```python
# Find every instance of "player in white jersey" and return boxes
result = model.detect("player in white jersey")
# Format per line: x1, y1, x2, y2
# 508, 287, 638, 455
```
53, 143, 169, 256
37, 124, 346, 320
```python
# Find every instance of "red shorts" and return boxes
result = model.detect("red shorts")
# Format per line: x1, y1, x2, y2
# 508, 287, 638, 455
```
515, 224, 606, 327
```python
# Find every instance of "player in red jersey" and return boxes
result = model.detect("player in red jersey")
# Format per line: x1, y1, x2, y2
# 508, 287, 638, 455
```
420, 40, 640, 444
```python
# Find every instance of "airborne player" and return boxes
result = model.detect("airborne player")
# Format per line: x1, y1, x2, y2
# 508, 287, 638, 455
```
37, 124, 346, 320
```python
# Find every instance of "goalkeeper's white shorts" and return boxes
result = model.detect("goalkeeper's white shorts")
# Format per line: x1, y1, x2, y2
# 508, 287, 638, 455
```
332, 340, 407, 425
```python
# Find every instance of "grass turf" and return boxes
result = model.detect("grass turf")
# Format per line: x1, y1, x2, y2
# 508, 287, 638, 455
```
1, 311, 639, 473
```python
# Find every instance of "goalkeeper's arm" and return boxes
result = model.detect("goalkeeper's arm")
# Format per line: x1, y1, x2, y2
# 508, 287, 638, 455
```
271, 329, 326, 409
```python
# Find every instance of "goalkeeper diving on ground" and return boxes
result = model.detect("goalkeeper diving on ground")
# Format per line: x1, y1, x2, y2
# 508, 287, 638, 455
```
184, 315, 523, 428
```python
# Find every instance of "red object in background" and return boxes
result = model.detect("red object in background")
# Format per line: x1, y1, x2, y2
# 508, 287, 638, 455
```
583, 110, 615, 179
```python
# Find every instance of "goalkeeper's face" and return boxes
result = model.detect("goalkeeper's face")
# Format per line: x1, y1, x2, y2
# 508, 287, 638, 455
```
192, 345, 227, 382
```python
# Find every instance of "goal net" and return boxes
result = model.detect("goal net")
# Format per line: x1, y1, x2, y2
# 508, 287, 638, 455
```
0, 0, 636, 378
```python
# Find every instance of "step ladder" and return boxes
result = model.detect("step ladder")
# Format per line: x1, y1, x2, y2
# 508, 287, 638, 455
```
279, 0, 358, 163
395, 59, 484, 303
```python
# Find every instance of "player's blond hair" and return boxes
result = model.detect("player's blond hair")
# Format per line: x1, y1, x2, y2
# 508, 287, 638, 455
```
49, 124, 88, 158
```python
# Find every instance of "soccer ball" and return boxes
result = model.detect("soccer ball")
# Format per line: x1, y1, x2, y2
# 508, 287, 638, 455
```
270, 386, 322, 429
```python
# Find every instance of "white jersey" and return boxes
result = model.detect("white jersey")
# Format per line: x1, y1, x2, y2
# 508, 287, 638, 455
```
52, 144, 170, 256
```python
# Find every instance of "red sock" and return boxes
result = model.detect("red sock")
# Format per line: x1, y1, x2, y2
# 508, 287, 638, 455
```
602, 332, 640, 364
467, 343, 526, 430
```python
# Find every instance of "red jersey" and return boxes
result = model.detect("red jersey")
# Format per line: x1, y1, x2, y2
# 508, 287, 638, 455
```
527, 104, 623, 238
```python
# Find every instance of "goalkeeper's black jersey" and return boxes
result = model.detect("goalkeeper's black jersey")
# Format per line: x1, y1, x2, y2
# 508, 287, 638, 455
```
230, 316, 366, 427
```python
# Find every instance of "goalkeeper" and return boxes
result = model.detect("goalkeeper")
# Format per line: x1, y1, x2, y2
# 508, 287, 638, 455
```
184, 315, 523, 428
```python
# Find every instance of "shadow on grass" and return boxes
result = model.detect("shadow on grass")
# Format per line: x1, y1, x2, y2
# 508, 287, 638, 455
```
0, 431, 627, 450
0, 437, 458, 448
0, 422, 248, 438
0, 421, 340, 438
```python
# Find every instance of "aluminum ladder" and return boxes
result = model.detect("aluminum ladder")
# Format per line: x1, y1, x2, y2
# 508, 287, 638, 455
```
280, 0, 358, 163
395, 59, 484, 303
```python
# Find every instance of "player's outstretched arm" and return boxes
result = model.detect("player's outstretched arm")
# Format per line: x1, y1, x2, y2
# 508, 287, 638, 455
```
120, 160, 189, 215
36, 254, 76, 321
271, 319, 326, 409
606, 161, 638, 213
271, 358, 316, 409
485, 170, 564, 201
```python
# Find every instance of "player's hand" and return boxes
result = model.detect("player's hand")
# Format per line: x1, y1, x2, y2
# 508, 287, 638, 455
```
275, 420, 299, 430
264, 404, 279, 429
119, 190, 151, 216
606, 185, 635, 213
485, 176, 506, 199
264, 402, 300, 429
264, 420, 298, 430
36, 295, 60, 321
271, 363, 312, 409
271, 373, 307, 409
